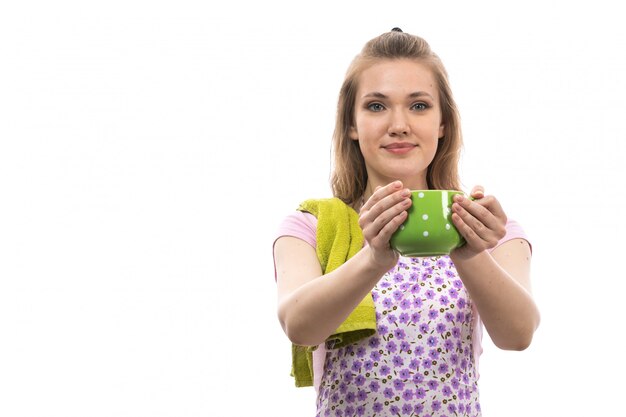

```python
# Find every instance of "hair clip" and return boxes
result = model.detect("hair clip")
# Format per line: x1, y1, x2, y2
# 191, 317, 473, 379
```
391, 27, 403, 32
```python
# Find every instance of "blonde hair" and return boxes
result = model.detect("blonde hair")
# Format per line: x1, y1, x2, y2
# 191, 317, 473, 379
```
330, 28, 463, 205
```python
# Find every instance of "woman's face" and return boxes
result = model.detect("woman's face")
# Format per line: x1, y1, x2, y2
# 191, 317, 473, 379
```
350, 59, 444, 192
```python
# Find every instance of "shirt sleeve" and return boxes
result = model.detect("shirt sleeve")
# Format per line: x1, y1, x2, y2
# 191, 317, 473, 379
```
274, 211, 317, 248
272, 211, 318, 280
492, 219, 532, 253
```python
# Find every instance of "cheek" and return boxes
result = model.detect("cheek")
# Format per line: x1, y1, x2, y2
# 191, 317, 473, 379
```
353, 120, 374, 140
361, 119, 386, 137
414, 123, 439, 141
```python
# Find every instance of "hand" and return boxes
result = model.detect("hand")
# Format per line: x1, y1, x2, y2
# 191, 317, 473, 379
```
450, 185, 507, 260
358, 181, 412, 269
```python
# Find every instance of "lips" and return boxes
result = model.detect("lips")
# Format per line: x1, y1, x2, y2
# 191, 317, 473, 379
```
383, 142, 416, 149
382, 142, 417, 154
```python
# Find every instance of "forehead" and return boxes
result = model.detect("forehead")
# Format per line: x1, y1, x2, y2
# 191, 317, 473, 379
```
357, 59, 439, 98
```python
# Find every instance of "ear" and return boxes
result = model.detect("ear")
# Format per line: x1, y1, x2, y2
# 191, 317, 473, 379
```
438, 123, 445, 139
349, 126, 359, 140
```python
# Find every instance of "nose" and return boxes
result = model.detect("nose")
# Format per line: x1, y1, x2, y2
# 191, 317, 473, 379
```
387, 110, 410, 136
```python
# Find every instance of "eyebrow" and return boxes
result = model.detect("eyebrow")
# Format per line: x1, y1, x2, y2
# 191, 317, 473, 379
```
362, 91, 435, 100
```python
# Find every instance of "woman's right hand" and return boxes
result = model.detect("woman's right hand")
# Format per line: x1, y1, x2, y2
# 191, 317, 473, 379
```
358, 181, 412, 269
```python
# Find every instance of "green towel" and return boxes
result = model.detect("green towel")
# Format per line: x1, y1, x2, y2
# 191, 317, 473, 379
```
290, 197, 377, 387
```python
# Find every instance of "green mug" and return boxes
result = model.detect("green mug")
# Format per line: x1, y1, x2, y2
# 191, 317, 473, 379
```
390, 190, 466, 257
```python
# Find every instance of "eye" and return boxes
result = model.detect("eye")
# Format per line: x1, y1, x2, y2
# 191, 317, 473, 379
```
411, 102, 429, 111
367, 102, 385, 112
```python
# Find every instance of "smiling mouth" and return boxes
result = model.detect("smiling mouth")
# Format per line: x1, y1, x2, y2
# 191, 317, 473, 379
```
383, 143, 417, 150
382, 142, 417, 155
382, 143, 418, 155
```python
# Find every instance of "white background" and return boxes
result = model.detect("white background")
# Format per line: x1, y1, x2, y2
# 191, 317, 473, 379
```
1, 1, 624, 416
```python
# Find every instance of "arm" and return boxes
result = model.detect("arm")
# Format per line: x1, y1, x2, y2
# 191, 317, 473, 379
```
275, 238, 390, 346
450, 187, 540, 351
275, 181, 411, 346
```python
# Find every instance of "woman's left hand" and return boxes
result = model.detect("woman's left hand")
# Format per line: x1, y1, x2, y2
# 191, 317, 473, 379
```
450, 185, 508, 260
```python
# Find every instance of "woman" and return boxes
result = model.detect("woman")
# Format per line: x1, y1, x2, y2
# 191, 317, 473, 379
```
273, 28, 539, 417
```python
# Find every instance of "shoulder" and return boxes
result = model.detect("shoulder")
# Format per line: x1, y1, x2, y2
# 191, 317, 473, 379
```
272, 211, 318, 281
298, 197, 350, 217
274, 210, 318, 248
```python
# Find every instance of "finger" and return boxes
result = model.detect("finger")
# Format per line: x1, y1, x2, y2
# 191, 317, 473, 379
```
451, 212, 486, 250
452, 201, 492, 243
470, 184, 485, 200
467, 195, 508, 237
452, 196, 507, 246
454, 194, 505, 232
369, 210, 408, 249
361, 181, 403, 212
371, 191, 411, 231
479, 195, 507, 224
360, 188, 411, 234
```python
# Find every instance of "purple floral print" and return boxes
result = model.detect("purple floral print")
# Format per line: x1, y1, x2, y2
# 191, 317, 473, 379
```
316, 255, 481, 417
